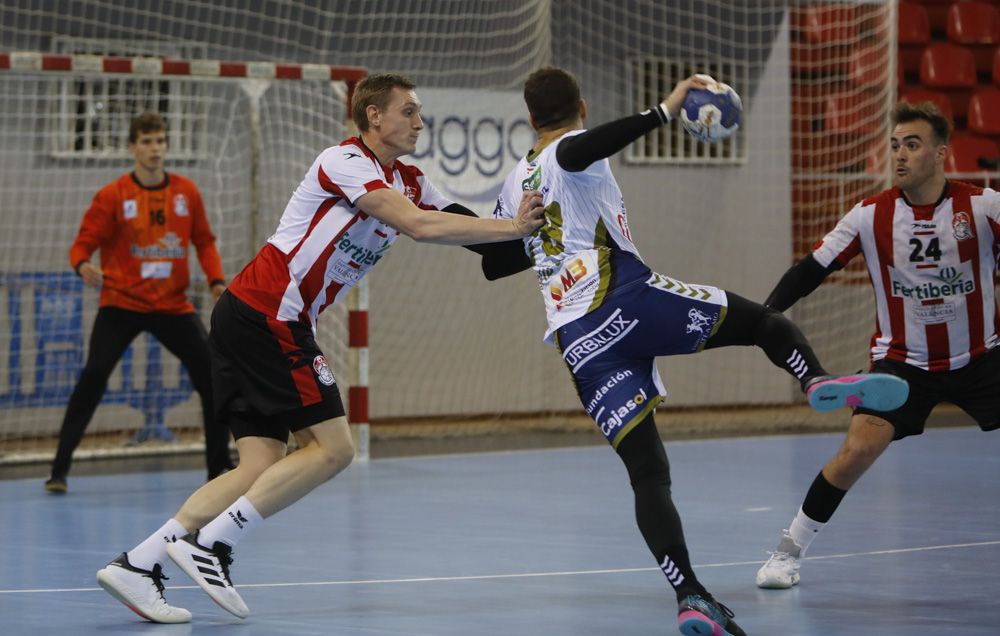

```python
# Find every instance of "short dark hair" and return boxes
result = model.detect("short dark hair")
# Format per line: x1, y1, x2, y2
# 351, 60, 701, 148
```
892, 100, 951, 145
523, 67, 581, 130
352, 73, 417, 132
128, 112, 167, 144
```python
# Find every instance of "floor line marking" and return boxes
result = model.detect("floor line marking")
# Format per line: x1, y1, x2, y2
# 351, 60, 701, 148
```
3, 539, 998, 595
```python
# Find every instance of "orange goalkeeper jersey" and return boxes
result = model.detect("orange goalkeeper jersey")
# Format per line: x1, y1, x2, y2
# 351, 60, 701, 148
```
68, 172, 225, 314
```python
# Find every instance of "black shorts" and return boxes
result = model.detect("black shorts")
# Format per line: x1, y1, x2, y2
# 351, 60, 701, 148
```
855, 347, 1000, 440
209, 290, 345, 442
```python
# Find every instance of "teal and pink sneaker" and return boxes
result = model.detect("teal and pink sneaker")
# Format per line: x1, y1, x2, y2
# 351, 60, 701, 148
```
805, 373, 908, 413
677, 594, 746, 636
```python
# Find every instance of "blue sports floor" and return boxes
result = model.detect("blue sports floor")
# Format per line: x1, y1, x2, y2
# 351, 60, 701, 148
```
1, 427, 998, 635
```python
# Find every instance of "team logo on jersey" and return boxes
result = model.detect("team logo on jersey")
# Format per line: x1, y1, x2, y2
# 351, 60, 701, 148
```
492, 195, 504, 219
173, 194, 188, 217
403, 185, 417, 201
313, 355, 335, 386
123, 200, 137, 219
130, 232, 185, 259
549, 258, 589, 303
952, 211, 973, 241
888, 263, 975, 300
522, 164, 542, 191
685, 308, 713, 335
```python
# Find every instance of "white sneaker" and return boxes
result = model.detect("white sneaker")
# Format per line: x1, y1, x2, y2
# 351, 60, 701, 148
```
166, 532, 249, 619
96, 552, 192, 623
755, 531, 802, 589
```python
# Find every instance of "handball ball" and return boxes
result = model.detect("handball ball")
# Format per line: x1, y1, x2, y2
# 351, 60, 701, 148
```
679, 74, 742, 143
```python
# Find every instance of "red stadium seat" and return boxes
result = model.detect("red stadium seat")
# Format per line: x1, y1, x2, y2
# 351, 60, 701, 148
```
994, 47, 1000, 86
968, 88, 1000, 141
899, 3, 932, 43
900, 87, 955, 122
946, 2, 1000, 72
899, 3, 932, 73
794, 4, 858, 44
945, 133, 1000, 175
920, 43, 978, 117
909, 0, 960, 34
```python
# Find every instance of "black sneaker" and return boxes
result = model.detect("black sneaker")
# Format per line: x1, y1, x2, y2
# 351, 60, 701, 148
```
677, 593, 746, 636
96, 552, 192, 623
43, 476, 67, 494
166, 532, 249, 618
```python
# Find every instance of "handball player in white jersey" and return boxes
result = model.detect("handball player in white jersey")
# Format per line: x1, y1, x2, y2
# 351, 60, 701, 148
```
487, 67, 909, 636
94, 73, 544, 623
757, 102, 1000, 590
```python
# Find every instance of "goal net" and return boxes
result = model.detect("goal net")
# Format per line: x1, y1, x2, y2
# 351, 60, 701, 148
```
0, 1, 901, 459
0, 53, 364, 462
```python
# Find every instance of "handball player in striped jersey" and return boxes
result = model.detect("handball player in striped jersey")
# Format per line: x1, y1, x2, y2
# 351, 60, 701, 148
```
96, 73, 544, 623
757, 101, 1000, 590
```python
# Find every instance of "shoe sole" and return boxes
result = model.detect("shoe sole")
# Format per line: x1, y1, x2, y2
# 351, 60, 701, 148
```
44, 484, 67, 494
96, 569, 190, 624
678, 611, 724, 636
807, 374, 908, 413
166, 542, 249, 619
755, 574, 800, 589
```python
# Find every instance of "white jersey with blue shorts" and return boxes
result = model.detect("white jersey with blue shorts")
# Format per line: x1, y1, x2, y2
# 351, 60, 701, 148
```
494, 130, 729, 447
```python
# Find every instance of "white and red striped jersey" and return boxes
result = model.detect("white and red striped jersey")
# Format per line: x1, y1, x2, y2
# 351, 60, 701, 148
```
813, 181, 1000, 371
228, 137, 453, 329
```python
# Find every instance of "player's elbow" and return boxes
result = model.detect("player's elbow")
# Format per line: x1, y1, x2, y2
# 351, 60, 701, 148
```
398, 215, 439, 242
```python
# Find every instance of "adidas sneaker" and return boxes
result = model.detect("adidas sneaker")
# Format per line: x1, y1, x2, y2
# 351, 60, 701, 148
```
166, 532, 249, 619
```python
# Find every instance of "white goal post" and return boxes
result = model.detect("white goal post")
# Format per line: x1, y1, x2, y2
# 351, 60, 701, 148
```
0, 52, 370, 464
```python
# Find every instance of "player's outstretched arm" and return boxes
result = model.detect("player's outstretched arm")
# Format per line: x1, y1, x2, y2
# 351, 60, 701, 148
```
764, 254, 840, 312
438, 203, 532, 280
556, 74, 711, 172
358, 188, 543, 245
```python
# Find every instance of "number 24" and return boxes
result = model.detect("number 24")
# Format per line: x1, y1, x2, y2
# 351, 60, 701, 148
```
909, 237, 941, 262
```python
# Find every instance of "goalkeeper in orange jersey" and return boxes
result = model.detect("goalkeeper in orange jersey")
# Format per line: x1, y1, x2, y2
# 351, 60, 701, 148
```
44, 112, 234, 494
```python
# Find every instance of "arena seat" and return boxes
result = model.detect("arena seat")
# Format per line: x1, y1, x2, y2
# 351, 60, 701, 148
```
900, 87, 955, 122
946, 2, 1000, 73
968, 88, 1000, 142
945, 132, 999, 175
899, 3, 932, 73
920, 42, 978, 117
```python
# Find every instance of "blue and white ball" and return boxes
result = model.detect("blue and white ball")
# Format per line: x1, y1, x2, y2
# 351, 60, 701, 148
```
679, 74, 742, 143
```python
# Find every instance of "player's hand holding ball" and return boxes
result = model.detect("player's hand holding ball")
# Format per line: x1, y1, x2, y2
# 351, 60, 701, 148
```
664, 74, 742, 143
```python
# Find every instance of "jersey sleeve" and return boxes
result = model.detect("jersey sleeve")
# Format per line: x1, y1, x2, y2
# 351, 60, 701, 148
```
492, 174, 518, 221
318, 147, 388, 205
811, 203, 864, 268
981, 187, 1000, 247
414, 172, 456, 210
68, 184, 117, 270
187, 182, 225, 284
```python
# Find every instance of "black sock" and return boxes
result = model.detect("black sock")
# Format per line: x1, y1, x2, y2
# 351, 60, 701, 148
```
615, 415, 707, 601
801, 471, 847, 523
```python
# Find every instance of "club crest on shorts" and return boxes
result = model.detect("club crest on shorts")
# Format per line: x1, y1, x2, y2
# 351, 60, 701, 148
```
313, 355, 335, 386
686, 307, 712, 334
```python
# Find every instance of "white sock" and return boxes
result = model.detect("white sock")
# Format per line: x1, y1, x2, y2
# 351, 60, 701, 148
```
127, 518, 187, 571
788, 507, 825, 555
198, 496, 263, 549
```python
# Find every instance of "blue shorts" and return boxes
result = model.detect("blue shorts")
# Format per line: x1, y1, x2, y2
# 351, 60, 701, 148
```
555, 271, 728, 448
